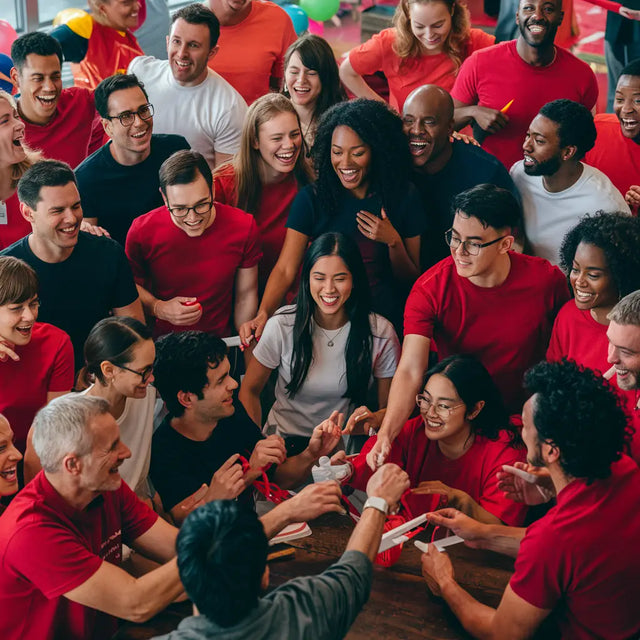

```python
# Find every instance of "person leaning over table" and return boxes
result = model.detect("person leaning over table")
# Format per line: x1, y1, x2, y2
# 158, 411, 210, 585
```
420, 359, 640, 640
151, 463, 410, 640
0, 394, 347, 640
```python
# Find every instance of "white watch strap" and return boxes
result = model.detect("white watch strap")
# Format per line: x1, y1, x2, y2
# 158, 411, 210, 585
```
363, 496, 389, 515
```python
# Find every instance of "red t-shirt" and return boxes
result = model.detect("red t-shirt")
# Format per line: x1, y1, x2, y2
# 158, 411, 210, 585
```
546, 300, 609, 374
350, 417, 527, 525
208, 1, 296, 105
125, 203, 262, 337
584, 113, 640, 202
0, 322, 74, 453
349, 27, 495, 112
451, 40, 598, 170
0, 471, 158, 640
22, 88, 103, 169
405, 252, 569, 412
510, 456, 640, 639
71, 19, 143, 91
0, 191, 30, 250
214, 164, 299, 292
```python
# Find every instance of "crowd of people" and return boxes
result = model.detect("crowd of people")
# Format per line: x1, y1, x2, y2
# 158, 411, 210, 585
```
0, 0, 639, 637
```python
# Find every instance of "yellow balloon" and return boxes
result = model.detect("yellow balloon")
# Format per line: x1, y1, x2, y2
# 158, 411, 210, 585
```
53, 8, 93, 40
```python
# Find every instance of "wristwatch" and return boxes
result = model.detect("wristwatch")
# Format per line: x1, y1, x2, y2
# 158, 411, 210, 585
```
362, 496, 389, 515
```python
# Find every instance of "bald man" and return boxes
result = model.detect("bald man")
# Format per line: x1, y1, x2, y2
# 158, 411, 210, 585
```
402, 85, 518, 269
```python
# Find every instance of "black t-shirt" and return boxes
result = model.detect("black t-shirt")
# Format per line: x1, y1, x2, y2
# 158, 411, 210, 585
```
150, 401, 265, 512
411, 140, 520, 269
1, 233, 139, 369
75, 134, 190, 245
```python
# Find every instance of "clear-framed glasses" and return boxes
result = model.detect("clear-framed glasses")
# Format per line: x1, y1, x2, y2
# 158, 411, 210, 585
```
444, 229, 507, 256
115, 363, 154, 384
415, 393, 465, 418
105, 103, 154, 127
167, 201, 214, 219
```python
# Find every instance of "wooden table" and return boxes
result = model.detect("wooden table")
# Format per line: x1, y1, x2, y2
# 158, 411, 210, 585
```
115, 512, 515, 640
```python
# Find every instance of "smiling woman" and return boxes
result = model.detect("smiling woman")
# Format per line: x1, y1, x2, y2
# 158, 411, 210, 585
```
0, 415, 22, 510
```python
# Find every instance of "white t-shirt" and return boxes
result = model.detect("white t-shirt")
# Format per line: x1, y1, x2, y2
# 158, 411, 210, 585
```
128, 56, 248, 167
511, 161, 630, 265
81, 384, 156, 498
253, 306, 401, 438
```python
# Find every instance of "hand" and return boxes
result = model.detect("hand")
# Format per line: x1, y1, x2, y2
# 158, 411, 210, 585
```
177, 484, 209, 514
154, 297, 203, 326
496, 462, 555, 505
625, 185, 640, 208
426, 508, 488, 549
80, 219, 111, 237
366, 435, 391, 471
249, 434, 287, 470
366, 463, 410, 509
411, 480, 467, 509
473, 106, 509, 133
307, 411, 344, 458
238, 309, 268, 347
619, 6, 640, 19
356, 208, 401, 247
205, 453, 246, 501
0, 340, 19, 362
450, 131, 480, 146
343, 406, 382, 435
421, 545, 455, 597
284, 481, 345, 521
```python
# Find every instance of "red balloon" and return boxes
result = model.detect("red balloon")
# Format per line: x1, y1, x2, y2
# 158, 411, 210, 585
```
0, 20, 18, 57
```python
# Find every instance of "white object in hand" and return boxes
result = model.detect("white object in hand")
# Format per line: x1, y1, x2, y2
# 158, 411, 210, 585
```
312, 456, 351, 483
414, 536, 465, 553
502, 464, 538, 484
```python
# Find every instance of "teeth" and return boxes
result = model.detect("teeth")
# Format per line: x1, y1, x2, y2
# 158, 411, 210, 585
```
294, 87, 310, 92
276, 152, 294, 160
320, 295, 338, 304
529, 25, 544, 32
131, 130, 147, 138
176, 60, 190, 67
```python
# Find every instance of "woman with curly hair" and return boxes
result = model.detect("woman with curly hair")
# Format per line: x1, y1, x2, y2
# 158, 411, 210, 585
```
0, 91, 40, 249
240, 99, 425, 343
213, 94, 312, 293
337, 354, 527, 525
547, 211, 640, 374
339, 0, 494, 111
283, 35, 346, 152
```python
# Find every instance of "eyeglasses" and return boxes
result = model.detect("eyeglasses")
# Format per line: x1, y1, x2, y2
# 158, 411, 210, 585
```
444, 229, 507, 256
115, 363, 154, 384
167, 201, 214, 219
415, 394, 464, 418
105, 103, 154, 127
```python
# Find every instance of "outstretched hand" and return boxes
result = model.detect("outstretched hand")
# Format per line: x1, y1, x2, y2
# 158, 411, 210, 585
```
308, 411, 344, 458
496, 462, 555, 505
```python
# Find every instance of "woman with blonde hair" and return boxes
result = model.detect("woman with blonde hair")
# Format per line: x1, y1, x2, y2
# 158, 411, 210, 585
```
213, 93, 312, 293
339, 0, 494, 111
0, 91, 40, 249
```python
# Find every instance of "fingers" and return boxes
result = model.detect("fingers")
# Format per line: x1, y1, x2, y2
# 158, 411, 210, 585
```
0, 342, 20, 362
330, 451, 348, 464
344, 406, 370, 434
220, 453, 241, 470
426, 507, 458, 524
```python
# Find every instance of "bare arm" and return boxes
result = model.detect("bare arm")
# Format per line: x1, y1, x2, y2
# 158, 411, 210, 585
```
135, 283, 203, 326
389, 235, 421, 281
113, 297, 145, 324
452, 98, 509, 134
339, 56, 386, 104
233, 266, 259, 332
130, 514, 178, 563
214, 151, 234, 168
238, 357, 273, 426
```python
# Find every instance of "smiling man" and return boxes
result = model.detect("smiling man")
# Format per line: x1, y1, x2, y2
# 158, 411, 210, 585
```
10, 32, 103, 169
402, 85, 517, 268
125, 149, 260, 341
0, 160, 144, 369
451, 0, 598, 169
128, 3, 246, 169
512, 99, 629, 264
366, 184, 569, 469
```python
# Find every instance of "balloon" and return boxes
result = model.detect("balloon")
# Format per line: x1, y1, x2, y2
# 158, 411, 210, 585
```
283, 4, 309, 36
53, 8, 93, 39
0, 20, 18, 57
0, 53, 14, 93
300, 0, 339, 22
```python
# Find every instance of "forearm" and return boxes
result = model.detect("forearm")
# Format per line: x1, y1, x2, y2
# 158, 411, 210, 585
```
339, 59, 386, 103
440, 577, 497, 640
238, 386, 263, 426
135, 284, 159, 317
377, 368, 424, 442
388, 239, 420, 281
260, 501, 295, 538
234, 292, 258, 333
258, 263, 297, 318
345, 505, 387, 562
453, 105, 478, 129
454, 494, 504, 526
273, 448, 317, 489
479, 524, 526, 558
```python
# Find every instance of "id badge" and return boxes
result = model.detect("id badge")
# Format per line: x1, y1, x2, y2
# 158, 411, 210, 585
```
0, 200, 7, 225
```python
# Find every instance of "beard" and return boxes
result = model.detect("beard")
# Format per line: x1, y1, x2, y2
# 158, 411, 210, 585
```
524, 154, 562, 176
527, 441, 546, 468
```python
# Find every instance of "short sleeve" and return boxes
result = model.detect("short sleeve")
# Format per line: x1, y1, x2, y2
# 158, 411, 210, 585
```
550, 267, 571, 317
467, 28, 496, 53
581, 67, 599, 111
371, 316, 400, 379
48, 331, 75, 393
450, 53, 480, 105
213, 166, 238, 206
347, 29, 393, 77
286, 186, 316, 236
240, 215, 263, 269
272, 15, 297, 80
253, 314, 285, 370
124, 221, 148, 284
403, 274, 439, 338
546, 313, 564, 362
211, 95, 248, 155
118, 480, 158, 544
112, 241, 141, 308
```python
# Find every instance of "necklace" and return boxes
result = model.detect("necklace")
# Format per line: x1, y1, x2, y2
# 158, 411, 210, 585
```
317, 323, 347, 347
302, 117, 315, 158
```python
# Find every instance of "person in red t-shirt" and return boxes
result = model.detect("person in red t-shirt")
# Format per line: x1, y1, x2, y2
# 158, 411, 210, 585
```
213, 94, 312, 294
547, 212, 640, 375
0, 256, 74, 454
0, 415, 22, 515
126, 149, 262, 340
421, 359, 640, 640
338, 354, 527, 525
367, 184, 569, 471
340, 0, 495, 112
10, 33, 103, 169
585, 60, 640, 211
451, 0, 598, 170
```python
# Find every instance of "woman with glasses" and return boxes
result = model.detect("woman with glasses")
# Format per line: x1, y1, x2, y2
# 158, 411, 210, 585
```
338, 354, 527, 525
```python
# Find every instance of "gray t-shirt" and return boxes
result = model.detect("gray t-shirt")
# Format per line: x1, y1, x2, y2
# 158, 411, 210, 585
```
152, 550, 372, 640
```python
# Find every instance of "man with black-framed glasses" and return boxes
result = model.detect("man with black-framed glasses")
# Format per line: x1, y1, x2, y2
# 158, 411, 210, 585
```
76, 73, 189, 245
367, 184, 569, 471
125, 149, 261, 344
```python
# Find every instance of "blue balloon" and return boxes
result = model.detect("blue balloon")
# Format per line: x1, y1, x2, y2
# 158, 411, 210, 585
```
283, 4, 309, 36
